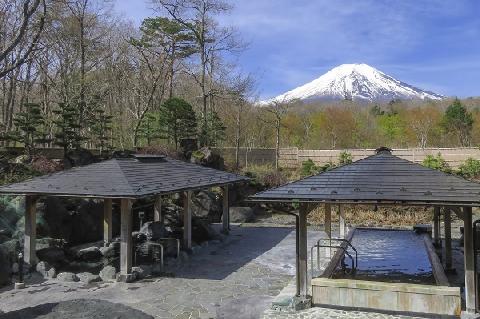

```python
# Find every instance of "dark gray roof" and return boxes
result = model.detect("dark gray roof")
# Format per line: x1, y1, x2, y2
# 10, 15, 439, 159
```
251, 149, 480, 206
0, 155, 248, 198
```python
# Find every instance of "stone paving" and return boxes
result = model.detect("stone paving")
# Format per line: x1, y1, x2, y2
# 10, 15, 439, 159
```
0, 225, 323, 319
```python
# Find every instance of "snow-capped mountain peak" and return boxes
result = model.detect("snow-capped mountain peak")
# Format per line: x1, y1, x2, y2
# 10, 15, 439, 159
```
260, 63, 444, 104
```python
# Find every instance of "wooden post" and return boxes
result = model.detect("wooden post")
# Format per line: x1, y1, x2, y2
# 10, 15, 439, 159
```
222, 185, 230, 234
298, 204, 309, 298
433, 206, 441, 247
444, 207, 453, 270
24, 196, 38, 266
325, 203, 332, 258
463, 206, 476, 314
120, 198, 133, 275
339, 204, 345, 239
183, 191, 192, 249
103, 198, 112, 246
154, 196, 162, 223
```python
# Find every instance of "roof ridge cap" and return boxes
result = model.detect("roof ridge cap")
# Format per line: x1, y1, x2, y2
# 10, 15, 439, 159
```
111, 158, 137, 196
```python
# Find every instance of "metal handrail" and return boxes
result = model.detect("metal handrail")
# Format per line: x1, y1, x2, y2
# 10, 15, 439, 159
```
311, 238, 357, 279
317, 238, 358, 267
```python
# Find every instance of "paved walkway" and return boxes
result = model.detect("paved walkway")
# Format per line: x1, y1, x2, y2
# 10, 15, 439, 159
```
0, 226, 321, 319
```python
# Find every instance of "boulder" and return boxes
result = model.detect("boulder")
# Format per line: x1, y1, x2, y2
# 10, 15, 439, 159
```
99, 245, 117, 259
139, 221, 166, 241
63, 148, 96, 169
226, 207, 255, 223
192, 218, 220, 243
36, 246, 66, 266
0, 239, 20, 257
132, 265, 152, 279
76, 272, 101, 284
47, 267, 57, 279
0, 246, 11, 286
99, 265, 117, 282
35, 261, 51, 278
0, 196, 23, 236
56, 272, 78, 282
190, 147, 224, 170
77, 247, 102, 261
191, 191, 222, 222
42, 197, 107, 245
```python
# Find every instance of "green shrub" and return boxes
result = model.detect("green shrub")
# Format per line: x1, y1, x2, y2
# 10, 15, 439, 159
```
422, 153, 451, 173
301, 159, 319, 177
338, 151, 353, 166
458, 158, 480, 178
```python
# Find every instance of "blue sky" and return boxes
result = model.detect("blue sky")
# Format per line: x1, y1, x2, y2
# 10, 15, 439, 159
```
114, 0, 480, 100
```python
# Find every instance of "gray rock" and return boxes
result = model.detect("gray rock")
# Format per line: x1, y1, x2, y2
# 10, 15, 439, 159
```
132, 265, 152, 279
227, 207, 255, 223
56, 272, 78, 282
192, 218, 220, 243
139, 221, 166, 241
47, 267, 57, 279
77, 246, 102, 261
191, 191, 222, 222
0, 245, 11, 286
99, 265, 117, 282
76, 272, 100, 284
36, 246, 65, 266
35, 261, 51, 277
99, 245, 116, 258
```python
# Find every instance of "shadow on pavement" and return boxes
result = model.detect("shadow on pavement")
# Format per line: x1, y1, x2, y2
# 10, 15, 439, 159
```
0, 299, 154, 319
173, 225, 294, 280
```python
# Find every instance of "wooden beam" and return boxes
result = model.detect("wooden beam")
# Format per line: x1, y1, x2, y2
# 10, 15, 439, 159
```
24, 195, 38, 266
463, 206, 476, 314
154, 196, 162, 223
103, 198, 112, 246
433, 206, 441, 247
222, 185, 230, 234
298, 204, 309, 298
325, 203, 332, 259
338, 204, 346, 239
444, 207, 453, 271
183, 191, 192, 249
120, 198, 133, 275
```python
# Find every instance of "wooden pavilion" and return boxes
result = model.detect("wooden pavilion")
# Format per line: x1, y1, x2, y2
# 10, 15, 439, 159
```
0, 154, 248, 281
251, 147, 480, 317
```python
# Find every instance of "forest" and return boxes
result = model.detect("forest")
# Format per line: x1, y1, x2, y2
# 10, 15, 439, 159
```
1, 0, 480, 166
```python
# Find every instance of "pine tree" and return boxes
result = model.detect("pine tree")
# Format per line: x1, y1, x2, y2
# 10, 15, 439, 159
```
199, 110, 226, 147
0, 103, 48, 158
158, 97, 198, 150
137, 112, 160, 146
53, 103, 85, 158
90, 108, 113, 155
442, 98, 474, 146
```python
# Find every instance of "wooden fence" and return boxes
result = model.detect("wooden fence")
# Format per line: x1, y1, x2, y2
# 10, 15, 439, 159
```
3, 146, 479, 169
215, 147, 480, 169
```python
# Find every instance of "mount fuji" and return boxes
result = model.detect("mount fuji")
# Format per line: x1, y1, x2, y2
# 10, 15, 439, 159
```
260, 63, 444, 104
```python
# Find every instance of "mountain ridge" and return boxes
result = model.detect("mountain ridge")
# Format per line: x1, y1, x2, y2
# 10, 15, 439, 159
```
260, 63, 444, 105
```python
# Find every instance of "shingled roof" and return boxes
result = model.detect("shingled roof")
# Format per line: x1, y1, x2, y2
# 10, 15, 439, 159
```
251, 148, 480, 206
0, 155, 248, 198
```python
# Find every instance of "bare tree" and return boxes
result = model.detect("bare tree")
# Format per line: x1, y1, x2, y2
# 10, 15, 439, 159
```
262, 100, 290, 169
0, 0, 47, 79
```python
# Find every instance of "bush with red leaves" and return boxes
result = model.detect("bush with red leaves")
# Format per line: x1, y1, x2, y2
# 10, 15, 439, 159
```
31, 156, 63, 174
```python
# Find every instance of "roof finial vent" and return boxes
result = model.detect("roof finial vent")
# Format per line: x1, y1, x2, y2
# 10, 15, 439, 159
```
375, 146, 392, 155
